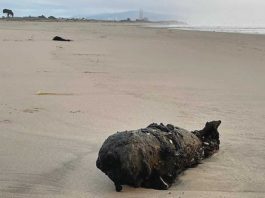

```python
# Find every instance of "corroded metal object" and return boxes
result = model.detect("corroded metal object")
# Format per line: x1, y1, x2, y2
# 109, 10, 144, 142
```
96, 120, 221, 192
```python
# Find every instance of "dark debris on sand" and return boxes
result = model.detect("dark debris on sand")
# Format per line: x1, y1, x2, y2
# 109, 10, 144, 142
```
96, 120, 221, 192
52, 36, 72, 42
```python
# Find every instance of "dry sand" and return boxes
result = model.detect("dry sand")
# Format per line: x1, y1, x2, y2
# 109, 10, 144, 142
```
0, 21, 264, 198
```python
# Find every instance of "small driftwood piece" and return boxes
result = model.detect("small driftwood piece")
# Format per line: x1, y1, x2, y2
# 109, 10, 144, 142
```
96, 120, 221, 192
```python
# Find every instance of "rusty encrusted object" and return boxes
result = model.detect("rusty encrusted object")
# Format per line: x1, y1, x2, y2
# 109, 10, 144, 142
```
96, 120, 221, 192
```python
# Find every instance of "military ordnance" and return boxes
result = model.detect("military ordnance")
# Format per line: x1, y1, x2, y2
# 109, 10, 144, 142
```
96, 120, 221, 192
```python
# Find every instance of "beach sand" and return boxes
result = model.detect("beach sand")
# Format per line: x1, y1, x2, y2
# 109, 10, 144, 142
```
0, 21, 264, 198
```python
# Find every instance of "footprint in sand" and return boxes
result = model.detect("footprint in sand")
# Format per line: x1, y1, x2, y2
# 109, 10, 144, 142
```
72, 53, 104, 63
36, 91, 74, 96
36, 70, 51, 73
69, 110, 81, 114
83, 71, 107, 74
22, 108, 43, 113
0, 120, 11, 124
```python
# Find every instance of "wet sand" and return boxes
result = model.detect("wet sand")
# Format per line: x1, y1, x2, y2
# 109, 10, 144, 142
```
0, 21, 264, 198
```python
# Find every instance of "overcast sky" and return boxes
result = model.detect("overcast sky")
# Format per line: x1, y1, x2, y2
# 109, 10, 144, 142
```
1, 0, 265, 25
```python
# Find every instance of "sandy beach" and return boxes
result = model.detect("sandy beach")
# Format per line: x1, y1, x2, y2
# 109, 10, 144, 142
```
0, 21, 264, 198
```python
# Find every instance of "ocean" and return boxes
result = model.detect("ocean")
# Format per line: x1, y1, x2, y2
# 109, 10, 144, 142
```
150, 24, 265, 35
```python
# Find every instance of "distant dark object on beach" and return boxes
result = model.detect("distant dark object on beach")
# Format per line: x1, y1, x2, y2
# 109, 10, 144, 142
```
3, 9, 14, 18
52, 36, 72, 42
97, 120, 221, 192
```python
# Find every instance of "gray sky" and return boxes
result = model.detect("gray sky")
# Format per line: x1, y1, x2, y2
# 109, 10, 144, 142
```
1, 0, 265, 25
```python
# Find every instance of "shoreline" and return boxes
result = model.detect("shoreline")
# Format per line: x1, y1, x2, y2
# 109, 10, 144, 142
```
2, 18, 265, 35
145, 24, 265, 36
